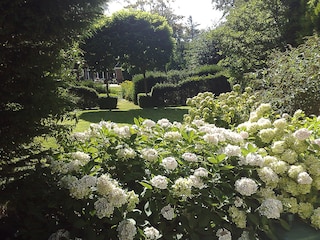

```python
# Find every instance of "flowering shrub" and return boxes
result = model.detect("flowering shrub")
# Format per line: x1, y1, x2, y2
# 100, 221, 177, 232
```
184, 84, 258, 128
51, 103, 320, 239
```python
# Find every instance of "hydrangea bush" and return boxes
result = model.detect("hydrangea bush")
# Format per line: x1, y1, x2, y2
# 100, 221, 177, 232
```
50, 102, 320, 239
184, 84, 258, 128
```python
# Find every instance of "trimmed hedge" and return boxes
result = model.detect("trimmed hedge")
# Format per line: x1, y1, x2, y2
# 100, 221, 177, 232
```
68, 85, 99, 109
133, 72, 167, 104
150, 73, 231, 107
137, 94, 157, 108
98, 96, 118, 110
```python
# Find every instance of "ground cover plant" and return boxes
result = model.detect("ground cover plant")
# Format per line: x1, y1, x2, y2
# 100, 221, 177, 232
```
48, 95, 320, 239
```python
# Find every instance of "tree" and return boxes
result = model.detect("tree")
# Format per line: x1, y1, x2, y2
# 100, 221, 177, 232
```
84, 10, 174, 83
185, 30, 223, 69
214, 0, 285, 82
0, 0, 106, 178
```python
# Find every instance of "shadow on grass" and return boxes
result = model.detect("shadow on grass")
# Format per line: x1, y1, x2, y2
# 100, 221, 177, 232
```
79, 107, 189, 125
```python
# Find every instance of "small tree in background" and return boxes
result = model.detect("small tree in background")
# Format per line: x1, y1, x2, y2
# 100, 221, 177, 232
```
82, 10, 174, 94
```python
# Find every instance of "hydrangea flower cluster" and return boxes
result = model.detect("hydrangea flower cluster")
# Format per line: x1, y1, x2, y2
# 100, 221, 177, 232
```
51, 102, 320, 239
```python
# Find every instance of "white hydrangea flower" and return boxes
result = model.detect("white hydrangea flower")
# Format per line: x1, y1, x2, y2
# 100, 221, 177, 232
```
96, 174, 117, 196
273, 118, 287, 129
71, 151, 90, 165
235, 177, 258, 196
288, 165, 305, 179
270, 160, 288, 174
223, 144, 241, 157
311, 207, 320, 229
192, 119, 205, 127
188, 175, 206, 189
257, 118, 272, 129
239, 131, 249, 139
293, 128, 312, 141
109, 187, 128, 207
182, 152, 198, 162
114, 125, 131, 138
142, 119, 156, 128
239, 153, 264, 167
281, 149, 298, 164
203, 133, 219, 144
127, 191, 139, 212
216, 228, 232, 240
94, 197, 114, 218
150, 175, 168, 189
161, 205, 175, 220
117, 219, 137, 240
234, 197, 244, 208
141, 148, 158, 162
297, 172, 313, 185
144, 226, 161, 240
164, 131, 182, 141
157, 118, 172, 128
161, 157, 178, 170
258, 167, 279, 185
258, 128, 276, 143
72, 132, 89, 142
258, 198, 283, 219
255, 103, 272, 117
172, 177, 193, 198
194, 167, 209, 177
237, 231, 250, 240
313, 138, 320, 147
271, 141, 286, 154
117, 147, 137, 160
69, 175, 96, 199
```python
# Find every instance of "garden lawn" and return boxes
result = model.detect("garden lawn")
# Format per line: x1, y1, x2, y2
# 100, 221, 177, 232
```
74, 99, 189, 132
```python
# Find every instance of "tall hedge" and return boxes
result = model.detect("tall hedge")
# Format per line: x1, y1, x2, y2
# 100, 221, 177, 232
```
140, 73, 231, 108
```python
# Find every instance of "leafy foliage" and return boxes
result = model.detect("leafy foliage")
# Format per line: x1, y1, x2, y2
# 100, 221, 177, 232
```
184, 85, 258, 128
48, 104, 320, 239
214, 0, 285, 81
256, 34, 320, 116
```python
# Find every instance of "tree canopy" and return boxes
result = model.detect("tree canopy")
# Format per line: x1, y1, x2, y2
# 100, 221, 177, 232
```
0, 0, 106, 165
83, 10, 174, 77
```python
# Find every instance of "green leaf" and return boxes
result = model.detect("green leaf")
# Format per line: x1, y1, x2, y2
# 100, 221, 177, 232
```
139, 181, 153, 190
279, 218, 291, 231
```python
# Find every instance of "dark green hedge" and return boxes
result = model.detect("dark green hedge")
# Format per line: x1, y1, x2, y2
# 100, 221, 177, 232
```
138, 94, 158, 108
150, 73, 231, 107
68, 85, 99, 109
98, 96, 118, 110
133, 72, 167, 104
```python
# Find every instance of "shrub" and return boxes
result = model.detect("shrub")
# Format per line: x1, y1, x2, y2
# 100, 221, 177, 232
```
256, 34, 320, 115
137, 94, 158, 108
68, 86, 99, 109
121, 80, 134, 101
77, 80, 107, 94
150, 73, 231, 107
184, 84, 258, 128
98, 96, 117, 110
49, 105, 320, 239
132, 72, 166, 104
190, 64, 223, 76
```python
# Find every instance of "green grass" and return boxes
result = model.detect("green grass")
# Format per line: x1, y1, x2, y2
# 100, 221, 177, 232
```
74, 99, 189, 132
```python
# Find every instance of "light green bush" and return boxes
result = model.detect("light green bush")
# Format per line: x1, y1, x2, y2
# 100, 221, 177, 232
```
184, 84, 258, 128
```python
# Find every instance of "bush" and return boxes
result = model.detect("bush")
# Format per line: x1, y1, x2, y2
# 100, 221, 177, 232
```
68, 86, 99, 109
77, 80, 107, 94
49, 105, 320, 239
137, 94, 158, 108
121, 80, 134, 101
256, 34, 320, 115
98, 96, 118, 110
190, 64, 223, 76
150, 73, 231, 107
184, 84, 258, 128
132, 72, 167, 104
